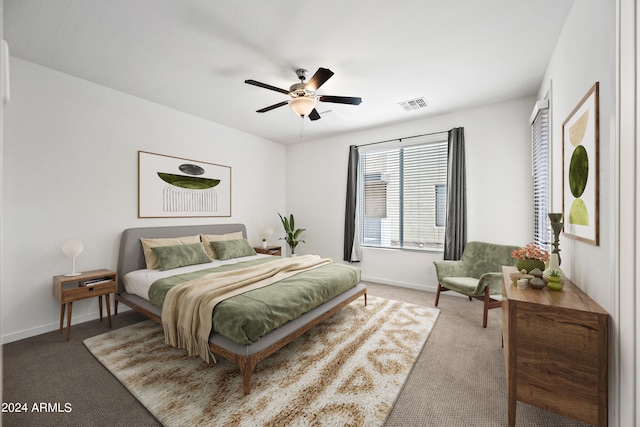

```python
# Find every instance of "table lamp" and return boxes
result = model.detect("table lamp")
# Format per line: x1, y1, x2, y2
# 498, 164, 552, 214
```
62, 240, 84, 276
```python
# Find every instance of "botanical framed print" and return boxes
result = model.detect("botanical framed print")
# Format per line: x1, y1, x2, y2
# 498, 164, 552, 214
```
138, 151, 231, 218
562, 82, 599, 245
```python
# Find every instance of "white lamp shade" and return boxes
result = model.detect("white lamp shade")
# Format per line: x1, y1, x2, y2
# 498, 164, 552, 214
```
62, 240, 83, 276
62, 240, 84, 258
265, 227, 274, 237
289, 96, 317, 117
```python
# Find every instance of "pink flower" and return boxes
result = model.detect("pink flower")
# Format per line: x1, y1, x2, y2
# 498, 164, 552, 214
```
510, 243, 550, 262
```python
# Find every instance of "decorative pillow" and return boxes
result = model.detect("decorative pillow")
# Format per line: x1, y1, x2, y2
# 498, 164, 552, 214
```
210, 239, 257, 261
140, 235, 200, 269
200, 232, 244, 259
150, 243, 212, 271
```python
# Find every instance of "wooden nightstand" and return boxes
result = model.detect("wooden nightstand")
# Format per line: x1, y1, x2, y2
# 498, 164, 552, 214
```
254, 245, 282, 256
53, 269, 117, 341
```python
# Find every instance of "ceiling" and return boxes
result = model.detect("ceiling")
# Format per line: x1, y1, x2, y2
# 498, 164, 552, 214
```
4, 0, 574, 144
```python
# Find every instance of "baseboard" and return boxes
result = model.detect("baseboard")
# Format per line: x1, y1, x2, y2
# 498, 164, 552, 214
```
360, 275, 438, 293
361, 276, 475, 300
1, 305, 132, 344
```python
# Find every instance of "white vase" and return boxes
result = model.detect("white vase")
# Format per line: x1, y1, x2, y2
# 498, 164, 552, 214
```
262, 241, 267, 248
549, 253, 560, 270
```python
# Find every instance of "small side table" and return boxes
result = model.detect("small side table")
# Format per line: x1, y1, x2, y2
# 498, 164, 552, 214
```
254, 245, 282, 256
53, 269, 117, 341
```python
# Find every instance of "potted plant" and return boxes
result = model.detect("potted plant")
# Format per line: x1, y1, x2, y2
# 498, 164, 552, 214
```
547, 269, 563, 290
510, 243, 550, 273
278, 213, 305, 256
546, 268, 563, 291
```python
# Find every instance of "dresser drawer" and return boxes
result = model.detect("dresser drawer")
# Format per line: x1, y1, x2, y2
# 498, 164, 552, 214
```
60, 281, 116, 302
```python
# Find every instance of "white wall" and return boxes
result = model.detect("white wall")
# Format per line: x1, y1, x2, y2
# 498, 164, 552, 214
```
538, 1, 617, 424
616, 1, 639, 425
538, 0, 615, 315
286, 96, 535, 292
1, 58, 286, 343
1, 0, 6, 411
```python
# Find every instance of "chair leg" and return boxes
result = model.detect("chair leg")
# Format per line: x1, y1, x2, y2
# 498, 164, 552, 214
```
435, 283, 442, 306
482, 287, 490, 328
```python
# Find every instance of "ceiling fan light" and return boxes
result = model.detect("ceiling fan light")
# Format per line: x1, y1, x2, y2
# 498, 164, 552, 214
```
289, 96, 317, 117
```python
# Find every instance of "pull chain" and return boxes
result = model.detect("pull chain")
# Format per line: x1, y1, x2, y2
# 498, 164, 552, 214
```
299, 116, 305, 138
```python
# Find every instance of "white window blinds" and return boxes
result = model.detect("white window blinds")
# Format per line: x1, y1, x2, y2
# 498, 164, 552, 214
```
531, 100, 550, 251
359, 134, 448, 250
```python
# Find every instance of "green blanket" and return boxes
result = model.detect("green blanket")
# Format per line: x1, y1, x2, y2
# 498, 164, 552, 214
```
149, 257, 361, 345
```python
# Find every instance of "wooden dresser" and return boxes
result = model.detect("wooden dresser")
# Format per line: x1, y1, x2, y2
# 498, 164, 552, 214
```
501, 266, 609, 427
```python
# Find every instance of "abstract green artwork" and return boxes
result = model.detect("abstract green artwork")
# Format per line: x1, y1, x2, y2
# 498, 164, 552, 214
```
139, 151, 231, 218
562, 83, 599, 246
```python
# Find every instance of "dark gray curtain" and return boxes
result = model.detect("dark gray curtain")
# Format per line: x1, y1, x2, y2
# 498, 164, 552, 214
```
344, 145, 361, 262
444, 127, 467, 260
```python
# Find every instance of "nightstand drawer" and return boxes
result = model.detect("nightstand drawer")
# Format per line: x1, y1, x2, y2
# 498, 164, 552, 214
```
60, 281, 116, 302
254, 245, 282, 256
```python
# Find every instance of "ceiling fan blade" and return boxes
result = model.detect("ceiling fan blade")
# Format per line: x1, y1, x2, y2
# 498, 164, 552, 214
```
245, 79, 290, 95
256, 101, 288, 113
308, 108, 321, 121
319, 95, 363, 105
306, 68, 334, 91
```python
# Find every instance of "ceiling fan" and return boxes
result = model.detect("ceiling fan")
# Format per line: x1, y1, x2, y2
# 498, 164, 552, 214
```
244, 67, 362, 121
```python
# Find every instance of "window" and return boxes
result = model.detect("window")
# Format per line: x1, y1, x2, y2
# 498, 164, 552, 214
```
531, 99, 550, 252
359, 135, 448, 250
435, 184, 447, 227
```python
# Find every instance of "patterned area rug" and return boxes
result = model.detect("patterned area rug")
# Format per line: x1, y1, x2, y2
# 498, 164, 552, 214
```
84, 296, 439, 426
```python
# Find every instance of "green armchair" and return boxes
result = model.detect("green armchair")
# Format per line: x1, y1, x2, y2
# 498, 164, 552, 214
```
433, 241, 520, 327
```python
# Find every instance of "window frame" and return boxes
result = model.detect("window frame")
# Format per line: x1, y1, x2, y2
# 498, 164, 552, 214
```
357, 133, 448, 252
531, 98, 550, 252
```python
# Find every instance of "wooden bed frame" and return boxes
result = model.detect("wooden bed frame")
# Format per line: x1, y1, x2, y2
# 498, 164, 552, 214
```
114, 224, 367, 394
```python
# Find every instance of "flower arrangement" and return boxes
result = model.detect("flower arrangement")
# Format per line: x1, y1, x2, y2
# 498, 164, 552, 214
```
510, 243, 550, 262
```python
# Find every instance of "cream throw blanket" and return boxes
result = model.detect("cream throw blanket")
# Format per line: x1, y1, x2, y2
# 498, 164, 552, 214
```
162, 255, 332, 363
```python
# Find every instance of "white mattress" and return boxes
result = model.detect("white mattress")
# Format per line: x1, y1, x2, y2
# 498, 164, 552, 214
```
123, 254, 270, 301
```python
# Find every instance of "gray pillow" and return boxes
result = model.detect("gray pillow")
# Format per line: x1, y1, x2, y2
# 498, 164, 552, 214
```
210, 239, 257, 261
151, 243, 212, 271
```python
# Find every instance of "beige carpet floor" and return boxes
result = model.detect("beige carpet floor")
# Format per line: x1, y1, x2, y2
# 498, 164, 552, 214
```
369, 283, 593, 427
83, 295, 439, 426
2, 282, 594, 426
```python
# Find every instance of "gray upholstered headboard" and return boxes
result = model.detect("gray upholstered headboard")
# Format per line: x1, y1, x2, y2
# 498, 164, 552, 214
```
116, 223, 247, 294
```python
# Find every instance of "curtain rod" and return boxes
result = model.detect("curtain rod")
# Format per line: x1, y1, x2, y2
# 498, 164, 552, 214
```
355, 129, 450, 148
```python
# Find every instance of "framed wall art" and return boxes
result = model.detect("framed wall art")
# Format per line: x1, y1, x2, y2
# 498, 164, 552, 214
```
562, 82, 599, 245
138, 151, 231, 218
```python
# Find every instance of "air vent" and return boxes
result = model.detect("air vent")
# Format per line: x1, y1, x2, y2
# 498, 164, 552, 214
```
398, 97, 428, 112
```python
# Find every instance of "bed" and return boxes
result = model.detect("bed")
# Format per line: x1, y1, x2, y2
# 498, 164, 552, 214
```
114, 223, 367, 394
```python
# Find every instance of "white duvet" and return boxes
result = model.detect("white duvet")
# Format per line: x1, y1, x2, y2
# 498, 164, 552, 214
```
123, 254, 270, 301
